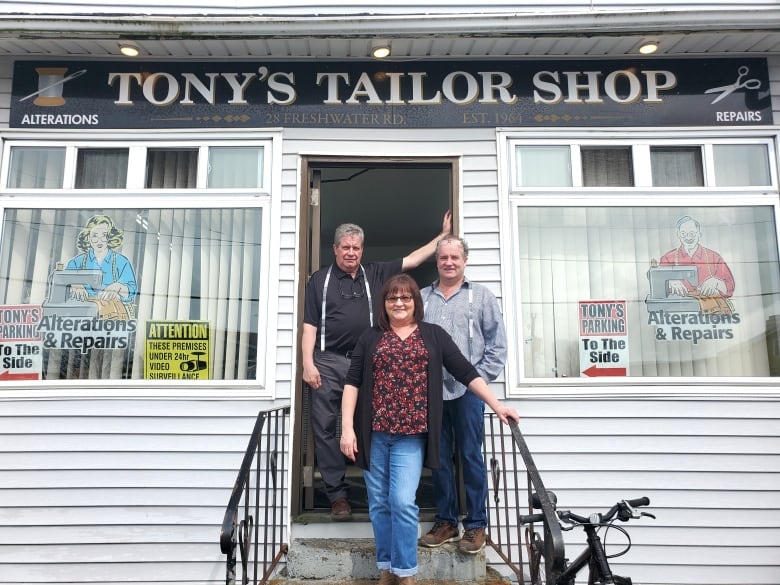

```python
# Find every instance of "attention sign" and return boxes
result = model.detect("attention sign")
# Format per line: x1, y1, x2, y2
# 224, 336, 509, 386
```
144, 320, 210, 380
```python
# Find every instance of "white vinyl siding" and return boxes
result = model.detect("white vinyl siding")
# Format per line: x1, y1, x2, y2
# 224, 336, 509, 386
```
1, 397, 779, 584
514, 397, 780, 584
0, 399, 273, 584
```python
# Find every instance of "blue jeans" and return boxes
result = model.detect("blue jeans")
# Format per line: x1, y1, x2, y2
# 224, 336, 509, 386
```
432, 390, 487, 529
364, 431, 425, 578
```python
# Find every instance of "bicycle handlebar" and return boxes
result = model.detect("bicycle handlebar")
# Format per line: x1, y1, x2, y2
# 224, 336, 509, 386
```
520, 496, 652, 526
519, 512, 545, 524
626, 496, 650, 508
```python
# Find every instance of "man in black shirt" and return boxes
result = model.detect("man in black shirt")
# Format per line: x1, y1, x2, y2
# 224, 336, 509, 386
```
302, 211, 451, 520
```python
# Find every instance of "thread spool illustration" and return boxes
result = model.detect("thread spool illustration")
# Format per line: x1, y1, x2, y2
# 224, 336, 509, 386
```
32, 67, 68, 106
20, 68, 87, 106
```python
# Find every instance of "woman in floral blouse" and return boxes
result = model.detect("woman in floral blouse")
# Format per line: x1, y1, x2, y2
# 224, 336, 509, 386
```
340, 273, 519, 585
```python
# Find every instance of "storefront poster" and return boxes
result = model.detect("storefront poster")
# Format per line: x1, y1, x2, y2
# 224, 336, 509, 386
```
579, 300, 629, 377
145, 320, 211, 380
39, 214, 138, 354
645, 214, 741, 344
0, 305, 43, 380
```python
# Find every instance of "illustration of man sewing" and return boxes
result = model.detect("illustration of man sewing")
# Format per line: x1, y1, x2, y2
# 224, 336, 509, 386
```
647, 215, 735, 315
43, 214, 138, 320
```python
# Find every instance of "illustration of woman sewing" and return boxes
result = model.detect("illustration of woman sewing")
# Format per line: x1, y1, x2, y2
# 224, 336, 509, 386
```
63, 214, 138, 320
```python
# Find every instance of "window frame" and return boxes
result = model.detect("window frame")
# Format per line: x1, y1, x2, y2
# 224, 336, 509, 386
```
0, 132, 282, 399
1, 139, 272, 192
508, 136, 778, 190
499, 130, 780, 396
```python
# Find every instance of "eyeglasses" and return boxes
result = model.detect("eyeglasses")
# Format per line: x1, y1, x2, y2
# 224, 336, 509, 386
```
338, 277, 364, 299
385, 295, 413, 304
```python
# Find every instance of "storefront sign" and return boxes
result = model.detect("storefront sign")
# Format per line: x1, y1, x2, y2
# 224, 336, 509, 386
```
145, 320, 211, 380
0, 305, 43, 380
579, 300, 629, 377
9, 58, 771, 129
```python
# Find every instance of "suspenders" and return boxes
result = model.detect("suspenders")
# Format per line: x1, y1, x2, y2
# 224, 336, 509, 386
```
319, 264, 373, 352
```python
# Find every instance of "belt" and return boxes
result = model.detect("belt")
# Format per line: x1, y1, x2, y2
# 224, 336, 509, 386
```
329, 348, 353, 359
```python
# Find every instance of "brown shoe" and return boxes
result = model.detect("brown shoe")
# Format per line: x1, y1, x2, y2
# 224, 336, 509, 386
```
330, 497, 352, 521
377, 569, 398, 585
459, 526, 486, 554
419, 521, 459, 547
397, 577, 416, 585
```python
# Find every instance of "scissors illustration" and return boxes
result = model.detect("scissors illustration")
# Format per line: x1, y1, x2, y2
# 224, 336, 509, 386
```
704, 66, 761, 105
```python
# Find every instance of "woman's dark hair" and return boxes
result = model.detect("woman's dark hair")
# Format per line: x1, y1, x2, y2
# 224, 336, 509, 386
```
378, 273, 424, 330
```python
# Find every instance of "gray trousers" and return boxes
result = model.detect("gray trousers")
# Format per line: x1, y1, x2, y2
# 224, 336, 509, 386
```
311, 349, 351, 503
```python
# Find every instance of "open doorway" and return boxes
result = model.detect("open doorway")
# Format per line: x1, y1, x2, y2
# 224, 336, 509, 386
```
294, 156, 457, 516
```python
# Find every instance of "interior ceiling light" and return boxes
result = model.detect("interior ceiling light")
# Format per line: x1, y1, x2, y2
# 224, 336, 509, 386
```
371, 45, 391, 59
639, 41, 659, 55
119, 43, 140, 57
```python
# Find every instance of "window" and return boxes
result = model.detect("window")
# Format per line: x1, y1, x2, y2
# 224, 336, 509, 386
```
146, 149, 198, 188
651, 146, 704, 187
713, 144, 771, 186
208, 146, 264, 188
515, 205, 780, 378
75, 149, 128, 189
507, 136, 780, 383
5, 143, 265, 190
8, 146, 65, 188
0, 207, 262, 380
515, 146, 572, 187
513, 140, 775, 189
0, 139, 274, 388
581, 146, 633, 187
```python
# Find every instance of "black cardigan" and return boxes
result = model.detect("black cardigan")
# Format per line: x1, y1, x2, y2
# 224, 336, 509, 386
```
344, 321, 480, 471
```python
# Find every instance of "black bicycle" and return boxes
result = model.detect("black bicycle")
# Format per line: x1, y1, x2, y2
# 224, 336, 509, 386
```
520, 492, 655, 585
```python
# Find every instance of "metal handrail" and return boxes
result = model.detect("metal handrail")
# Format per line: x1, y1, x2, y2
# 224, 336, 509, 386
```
221, 407, 559, 585
220, 405, 291, 585
485, 416, 566, 585
507, 419, 566, 584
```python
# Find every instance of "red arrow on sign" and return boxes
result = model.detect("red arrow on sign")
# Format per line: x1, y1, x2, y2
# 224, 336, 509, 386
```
0, 370, 39, 380
582, 365, 626, 377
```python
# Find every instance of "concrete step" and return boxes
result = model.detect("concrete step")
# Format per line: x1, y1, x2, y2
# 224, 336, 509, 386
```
268, 566, 512, 585
281, 537, 497, 583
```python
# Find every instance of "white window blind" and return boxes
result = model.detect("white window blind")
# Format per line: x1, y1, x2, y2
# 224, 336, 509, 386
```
75, 149, 128, 189
0, 207, 262, 381
516, 205, 780, 379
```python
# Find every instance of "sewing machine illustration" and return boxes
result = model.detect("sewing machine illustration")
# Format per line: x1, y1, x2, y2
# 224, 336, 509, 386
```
42, 264, 103, 318
645, 263, 701, 313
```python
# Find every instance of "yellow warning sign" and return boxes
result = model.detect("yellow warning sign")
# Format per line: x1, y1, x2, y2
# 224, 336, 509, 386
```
144, 320, 210, 380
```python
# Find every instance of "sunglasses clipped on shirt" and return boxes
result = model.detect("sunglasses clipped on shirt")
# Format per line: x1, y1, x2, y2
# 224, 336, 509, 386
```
338, 277, 365, 299
385, 294, 413, 304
